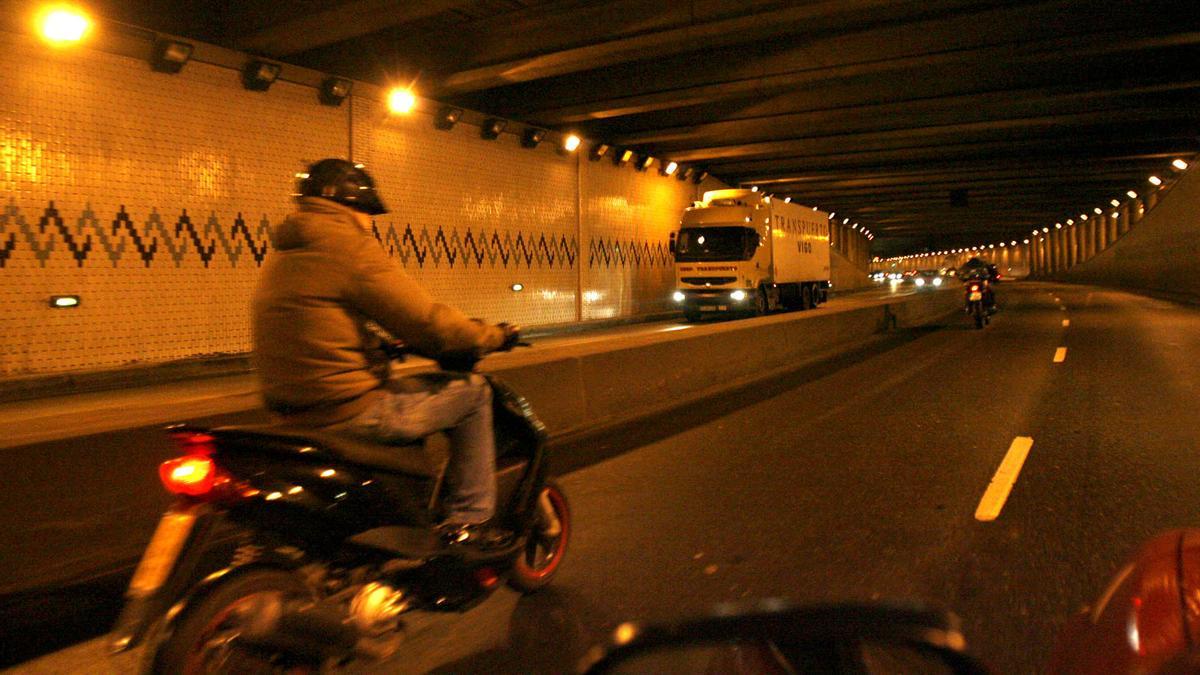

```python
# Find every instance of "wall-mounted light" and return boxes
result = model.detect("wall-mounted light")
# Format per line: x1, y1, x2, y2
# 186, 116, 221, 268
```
661, 161, 678, 176
242, 60, 281, 91
784, 197, 792, 203
434, 106, 463, 130
1023, 239, 1030, 244
1080, 214, 1088, 221
150, 39, 193, 74
480, 117, 507, 140
511, 283, 524, 292
38, 6, 90, 45
50, 295, 80, 308
1148, 175, 1162, 186
1126, 190, 1138, 199
693, 170, 709, 184
614, 148, 634, 166
1172, 158, 1189, 171
561, 134, 581, 153
635, 154, 655, 171
387, 87, 416, 114
521, 127, 547, 148
1110, 199, 1120, 207
318, 76, 352, 106
828, 212, 835, 219
589, 143, 610, 161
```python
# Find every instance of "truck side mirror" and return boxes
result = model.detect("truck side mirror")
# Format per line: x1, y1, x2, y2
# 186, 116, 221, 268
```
668, 232, 677, 254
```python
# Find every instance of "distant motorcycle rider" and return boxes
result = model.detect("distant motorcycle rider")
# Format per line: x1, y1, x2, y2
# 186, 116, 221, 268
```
961, 265, 997, 313
251, 158, 519, 548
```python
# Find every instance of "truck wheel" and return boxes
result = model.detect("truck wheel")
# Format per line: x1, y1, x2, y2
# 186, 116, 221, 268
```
754, 288, 768, 316
801, 285, 813, 310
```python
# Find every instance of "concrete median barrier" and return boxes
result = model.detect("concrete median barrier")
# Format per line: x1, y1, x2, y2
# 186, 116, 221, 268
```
483, 288, 961, 439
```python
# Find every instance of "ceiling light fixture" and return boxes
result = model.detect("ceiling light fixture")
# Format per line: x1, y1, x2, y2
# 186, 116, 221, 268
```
387, 87, 416, 113
150, 39, 193, 74
318, 76, 352, 106
434, 106, 463, 130
480, 117, 507, 140
243, 60, 282, 91
521, 127, 547, 148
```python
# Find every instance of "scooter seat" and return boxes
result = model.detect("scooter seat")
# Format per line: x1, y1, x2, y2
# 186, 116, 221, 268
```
211, 424, 449, 479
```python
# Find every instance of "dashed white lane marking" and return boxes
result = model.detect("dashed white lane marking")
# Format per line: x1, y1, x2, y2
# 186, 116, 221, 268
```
1062, 319, 1070, 327
1053, 347, 1068, 363
975, 437, 1035, 522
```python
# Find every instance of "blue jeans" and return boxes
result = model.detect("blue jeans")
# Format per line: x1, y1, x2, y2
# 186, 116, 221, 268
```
344, 372, 496, 524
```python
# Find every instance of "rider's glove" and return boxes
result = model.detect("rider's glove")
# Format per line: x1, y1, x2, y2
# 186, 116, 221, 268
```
497, 323, 522, 352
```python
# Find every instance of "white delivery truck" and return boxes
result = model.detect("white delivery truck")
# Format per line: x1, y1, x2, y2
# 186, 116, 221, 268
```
670, 188, 831, 321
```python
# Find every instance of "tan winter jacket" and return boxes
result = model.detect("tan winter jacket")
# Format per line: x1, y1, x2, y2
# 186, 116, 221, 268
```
252, 197, 505, 427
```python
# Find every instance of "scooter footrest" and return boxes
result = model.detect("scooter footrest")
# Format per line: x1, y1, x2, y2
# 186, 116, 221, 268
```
348, 527, 442, 559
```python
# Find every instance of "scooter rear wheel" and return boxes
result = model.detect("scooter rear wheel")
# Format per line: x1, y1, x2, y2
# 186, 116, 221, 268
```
508, 482, 570, 593
144, 568, 315, 675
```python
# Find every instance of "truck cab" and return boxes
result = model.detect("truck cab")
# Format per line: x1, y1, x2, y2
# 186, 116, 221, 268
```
672, 189, 830, 320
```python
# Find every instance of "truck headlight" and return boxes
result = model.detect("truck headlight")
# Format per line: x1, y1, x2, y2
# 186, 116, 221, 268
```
933, 277, 943, 287
672, 291, 685, 303
730, 290, 747, 302
915, 277, 925, 287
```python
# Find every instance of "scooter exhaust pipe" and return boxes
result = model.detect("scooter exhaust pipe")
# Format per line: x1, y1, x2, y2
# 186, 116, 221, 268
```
238, 593, 393, 661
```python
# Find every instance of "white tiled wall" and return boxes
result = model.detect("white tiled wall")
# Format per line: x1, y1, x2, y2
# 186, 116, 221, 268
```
0, 32, 714, 377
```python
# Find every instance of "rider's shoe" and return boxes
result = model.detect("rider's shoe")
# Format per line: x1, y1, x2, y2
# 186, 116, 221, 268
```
438, 521, 514, 551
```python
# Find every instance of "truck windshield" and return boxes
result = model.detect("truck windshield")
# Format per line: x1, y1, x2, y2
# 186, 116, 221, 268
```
675, 227, 759, 262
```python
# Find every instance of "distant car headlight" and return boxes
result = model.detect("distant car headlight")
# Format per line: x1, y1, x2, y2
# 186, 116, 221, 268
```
672, 291, 685, 302
730, 290, 747, 302
933, 277, 943, 286
915, 277, 926, 287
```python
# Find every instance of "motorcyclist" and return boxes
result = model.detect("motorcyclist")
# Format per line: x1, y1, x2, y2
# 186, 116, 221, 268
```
251, 158, 519, 549
961, 265, 996, 313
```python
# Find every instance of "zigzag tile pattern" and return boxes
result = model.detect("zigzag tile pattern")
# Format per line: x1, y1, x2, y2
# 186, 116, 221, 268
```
0, 201, 673, 270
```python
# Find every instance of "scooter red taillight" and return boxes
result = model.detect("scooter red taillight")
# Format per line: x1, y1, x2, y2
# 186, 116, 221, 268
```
159, 455, 219, 496
161, 431, 235, 499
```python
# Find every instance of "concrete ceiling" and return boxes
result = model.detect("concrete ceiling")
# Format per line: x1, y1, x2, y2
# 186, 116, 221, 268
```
101, 0, 1200, 255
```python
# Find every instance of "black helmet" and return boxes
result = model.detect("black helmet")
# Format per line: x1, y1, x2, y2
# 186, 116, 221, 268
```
297, 159, 388, 215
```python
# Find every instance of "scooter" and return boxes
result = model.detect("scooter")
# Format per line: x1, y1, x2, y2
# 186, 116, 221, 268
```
108, 343, 569, 673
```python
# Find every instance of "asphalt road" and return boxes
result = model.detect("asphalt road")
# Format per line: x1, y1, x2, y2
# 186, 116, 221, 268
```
9, 282, 1199, 673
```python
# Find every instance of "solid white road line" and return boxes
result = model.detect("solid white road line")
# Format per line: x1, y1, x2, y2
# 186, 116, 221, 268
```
1062, 319, 1070, 327
975, 437, 1035, 522
1053, 347, 1067, 363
